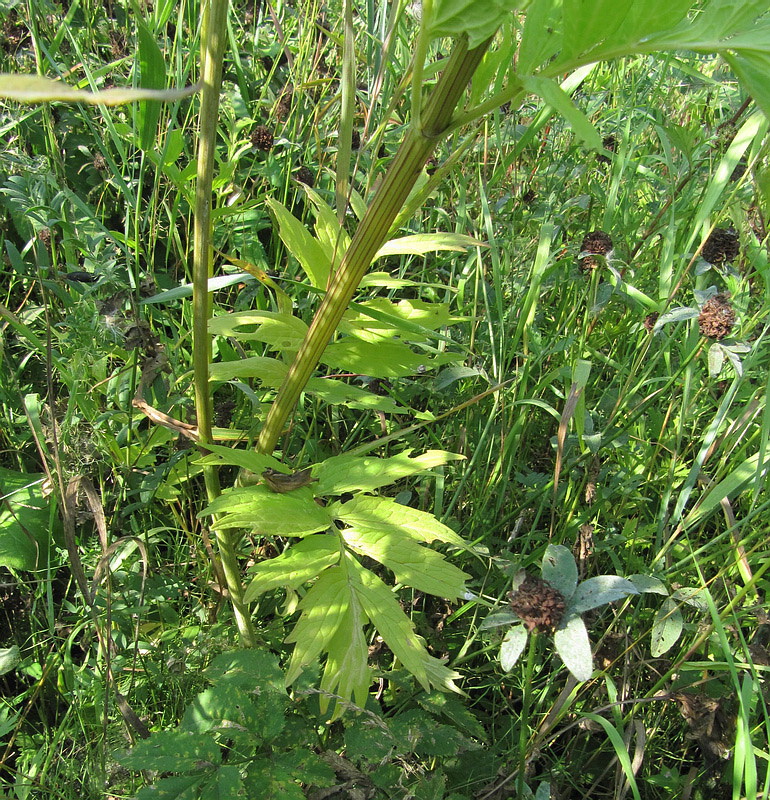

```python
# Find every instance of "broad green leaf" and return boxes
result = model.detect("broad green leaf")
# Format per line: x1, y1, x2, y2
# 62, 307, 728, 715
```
647, 0, 769, 48
204, 650, 286, 694
562, 0, 634, 60
568, 575, 639, 615
554, 614, 593, 682
265, 197, 331, 288
207, 765, 243, 799
541, 544, 578, 600
202, 486, 332, 535
319, 567, 371, 712
611, 0, 693, 49
195, 445, 283, 475
672, 586, 709, 612
322, 337, 459, 378
316, 450, 464, 496
209, 355, 288, 384
244, 535, 341, 602
707, 342, 725, 378
426, 0, 512, 48
181, 684, 283, 743
285, 566, 353, 686
724, 50, 770, 122
304, 376, 409, 414
302, 185, 351, 272
330, 494, 466, 548
349, 557, 458, 692
120, 730, 221, 772
517, 0, 562, 74
341, 298, 458, 340
373, 233, 484, 260
209, 311, 309, 352
521, 76, 602, 150
340, 526, 469, 599
136, 774, 203, 800
0, 74, 196, 105
417, 692, 487, 740
650, 597, 683, 657
0, 468, 59, 570
500, 625, 529, 672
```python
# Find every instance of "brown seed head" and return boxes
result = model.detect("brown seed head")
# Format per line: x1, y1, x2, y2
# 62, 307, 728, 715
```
295, 165, 315, 187
643, 312, 660, 332
579, 230, 613, 271
702, 227, 740, 265
508, 574, 567, 632
251, 125, 274, 152
698, 293, 735, 340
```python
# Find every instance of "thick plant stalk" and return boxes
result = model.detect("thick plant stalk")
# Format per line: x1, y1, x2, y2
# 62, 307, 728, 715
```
193, 0, 256, 647
257, 35, 491, 455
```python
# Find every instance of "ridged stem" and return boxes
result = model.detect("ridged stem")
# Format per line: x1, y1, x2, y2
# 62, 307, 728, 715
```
193, 0, 256, 647
257, 35, 491, 455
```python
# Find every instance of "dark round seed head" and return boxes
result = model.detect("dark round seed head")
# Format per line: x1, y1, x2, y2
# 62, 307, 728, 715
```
702, 227, 740, 265
508, 574, 567, 632
251, 125, 274, 152
698, 293, 735, 340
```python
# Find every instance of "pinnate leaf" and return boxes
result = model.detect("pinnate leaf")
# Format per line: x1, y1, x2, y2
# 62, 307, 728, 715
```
330, 494, 466, 548
244, 535, 341, 603
340, 525, 469, 599
316, 449, 464, 496
284, 567, 355, 686
202, 485, 331, 535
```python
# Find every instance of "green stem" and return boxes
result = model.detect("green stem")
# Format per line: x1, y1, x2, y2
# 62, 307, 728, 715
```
257, 34, 492, 455
517, 629, 539, 798
193, 0, 256, 647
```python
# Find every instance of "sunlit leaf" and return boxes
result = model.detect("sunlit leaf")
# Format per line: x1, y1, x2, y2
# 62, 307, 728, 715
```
284, 567, 353, 686
202, 485, 332, 535
330, 494, 467, 548
651, 597, 683, 656
316, 450, 464, 496
541, 544, 578, 599
322, 337, 459, 378
373, 233, 485, 259
500, 625, 529, 671
568, 575, 639, 614
265, 197, 331, 289
340, 526, 469, 599
244, 535, 342, 602
554, 614, 593, 681
426, 0, 512, 48
0, 74, 196, 105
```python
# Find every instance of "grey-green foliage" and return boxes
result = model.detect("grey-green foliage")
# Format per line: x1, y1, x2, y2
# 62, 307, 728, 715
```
486, 545, 639, 681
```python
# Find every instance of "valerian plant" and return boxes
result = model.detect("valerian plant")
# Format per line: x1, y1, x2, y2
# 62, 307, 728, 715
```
482, 545, 639, 681
199, 446, 469, 715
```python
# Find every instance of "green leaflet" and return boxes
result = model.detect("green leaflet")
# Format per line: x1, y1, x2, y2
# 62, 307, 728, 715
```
265, 196, 332, 288
244, 535, 341, 602
351, 557, 461, 694
315, 450, 464, 496
209, 311, 309, 352
340, 525, 469, 599
284, 567, 354, 686
202, 486, 332, 535
329, 494, 467, 548
318, 566, 371, 711
322, 337, 460, 378
426, 0, 513, 48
